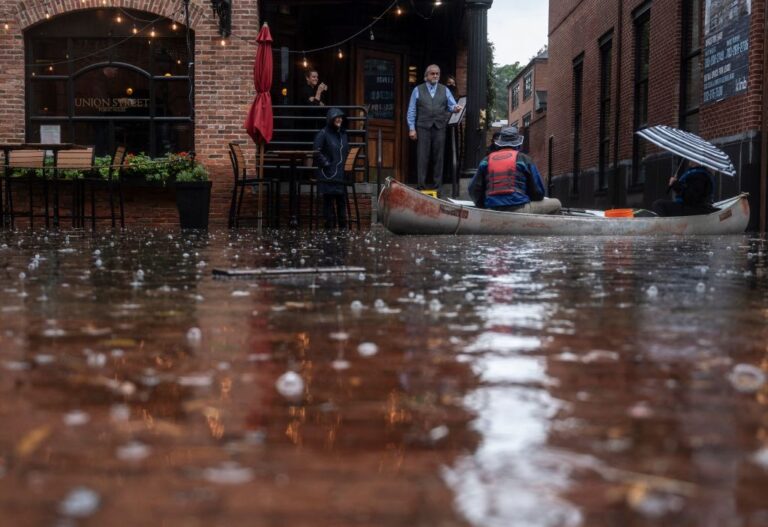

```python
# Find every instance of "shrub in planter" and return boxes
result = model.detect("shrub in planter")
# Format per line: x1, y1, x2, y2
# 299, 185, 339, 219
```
174, 161, 211, 229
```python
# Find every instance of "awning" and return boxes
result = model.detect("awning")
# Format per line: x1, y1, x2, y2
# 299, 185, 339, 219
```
635, 125, 736, 177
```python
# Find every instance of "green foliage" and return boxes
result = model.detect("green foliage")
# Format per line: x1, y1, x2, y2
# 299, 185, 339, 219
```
175, 162, 209, 182
493, 61, 523, 122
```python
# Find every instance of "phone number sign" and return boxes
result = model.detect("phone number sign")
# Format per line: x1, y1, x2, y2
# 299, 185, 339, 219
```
703, 1, 751, 104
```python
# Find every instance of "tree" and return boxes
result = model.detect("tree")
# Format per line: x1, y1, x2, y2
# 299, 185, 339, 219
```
492, 61, 522, 122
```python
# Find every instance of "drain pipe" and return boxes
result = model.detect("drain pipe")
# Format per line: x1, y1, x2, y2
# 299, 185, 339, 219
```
761, 8, 768, 231
611, 0, 623, 207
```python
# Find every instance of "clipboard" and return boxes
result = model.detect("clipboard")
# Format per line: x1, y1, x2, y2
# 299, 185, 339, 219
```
448, 96, 466, 126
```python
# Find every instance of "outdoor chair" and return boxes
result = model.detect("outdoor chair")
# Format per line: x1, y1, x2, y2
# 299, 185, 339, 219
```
228, 142, 278, 228
74, 146, 126, 229
4, 149, 49, 229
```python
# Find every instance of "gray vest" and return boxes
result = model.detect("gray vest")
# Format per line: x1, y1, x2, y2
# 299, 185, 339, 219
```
416, 83, 450, 130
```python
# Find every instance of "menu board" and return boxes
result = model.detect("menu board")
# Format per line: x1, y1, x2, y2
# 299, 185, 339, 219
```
364, 58, 395, 120
703, 0, 751, 104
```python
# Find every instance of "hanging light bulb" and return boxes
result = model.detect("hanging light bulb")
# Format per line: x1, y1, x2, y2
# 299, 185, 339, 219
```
302, 54, 308, 68
150, 27, 156, 38
132, 26, 138, 35
116, 14, 122, 23
45, 11, 50, 19
396, 4, 403, 15
220, 38, 227, 46
4, 23, 9, 30
172, 22, 178, 31
369, 29, 375, 41
337, 48, 343, 59
434, 0, 442, 5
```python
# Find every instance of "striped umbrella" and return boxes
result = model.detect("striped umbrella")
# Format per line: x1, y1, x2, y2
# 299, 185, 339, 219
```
636, 125, 736, 177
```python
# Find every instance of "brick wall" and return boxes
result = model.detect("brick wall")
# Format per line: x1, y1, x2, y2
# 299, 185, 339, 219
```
0, 0, 264, 227
547, 0, 766, 225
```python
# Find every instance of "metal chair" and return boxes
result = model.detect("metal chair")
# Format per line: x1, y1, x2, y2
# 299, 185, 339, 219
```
228, 142, 277, 228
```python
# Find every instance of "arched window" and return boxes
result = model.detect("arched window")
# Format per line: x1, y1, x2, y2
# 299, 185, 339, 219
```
26, 8, 193, 156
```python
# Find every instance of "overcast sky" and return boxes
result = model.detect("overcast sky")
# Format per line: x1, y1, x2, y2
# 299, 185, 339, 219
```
487, 1, 549, 67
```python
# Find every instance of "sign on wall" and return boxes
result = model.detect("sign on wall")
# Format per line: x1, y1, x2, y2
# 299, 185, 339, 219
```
363, 59, 395, 120
703, 0, 751, 104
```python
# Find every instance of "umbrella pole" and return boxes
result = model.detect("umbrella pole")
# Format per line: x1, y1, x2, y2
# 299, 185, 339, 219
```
258, 142, 265, 230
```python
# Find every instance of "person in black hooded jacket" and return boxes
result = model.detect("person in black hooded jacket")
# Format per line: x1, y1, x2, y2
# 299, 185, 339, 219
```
313, 107, 350, 229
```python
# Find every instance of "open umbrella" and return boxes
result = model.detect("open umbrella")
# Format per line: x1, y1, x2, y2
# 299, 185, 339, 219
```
244, 22, 273, 227
636, 125, 736, 177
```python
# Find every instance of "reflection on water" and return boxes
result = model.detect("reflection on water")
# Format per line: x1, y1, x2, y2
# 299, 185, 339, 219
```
0, 230, 767, 526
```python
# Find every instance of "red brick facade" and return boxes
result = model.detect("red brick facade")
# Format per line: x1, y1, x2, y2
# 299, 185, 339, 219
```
0, 0, 264, 227
547, 0, 767, 228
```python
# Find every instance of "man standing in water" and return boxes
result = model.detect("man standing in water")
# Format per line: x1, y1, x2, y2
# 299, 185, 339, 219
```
407, 64, 462, 196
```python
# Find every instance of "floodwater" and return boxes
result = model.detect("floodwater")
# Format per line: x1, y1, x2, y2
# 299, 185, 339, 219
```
1, 228, 768, 527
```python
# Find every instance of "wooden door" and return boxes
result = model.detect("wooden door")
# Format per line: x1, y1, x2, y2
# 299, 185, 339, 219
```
355, 48, 403, 181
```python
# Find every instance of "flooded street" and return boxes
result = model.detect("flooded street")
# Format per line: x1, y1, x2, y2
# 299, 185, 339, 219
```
1, 228, 767, 526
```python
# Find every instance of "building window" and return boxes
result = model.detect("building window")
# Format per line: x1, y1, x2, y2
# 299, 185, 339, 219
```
511, 83, 520, 110
598, 34, 612, 192
680, 0, 701, 132
26, 8, 194, 157
522, 113, 532, 128
523, 72, 533, 100
572, 55, 584, 196
632, 6, 651, 187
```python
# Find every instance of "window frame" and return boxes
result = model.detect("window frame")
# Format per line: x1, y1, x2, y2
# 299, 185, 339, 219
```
631, 6, 651, 188
680, 0, 701, 132
511, 82, 520, 110
598, 33, 613, 192
572, 54, 584, 197
523, 71, 533, 101
24, 8, 194, 157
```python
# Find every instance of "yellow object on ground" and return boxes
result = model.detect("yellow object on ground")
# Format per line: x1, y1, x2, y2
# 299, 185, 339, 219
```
420, 189, 438, 198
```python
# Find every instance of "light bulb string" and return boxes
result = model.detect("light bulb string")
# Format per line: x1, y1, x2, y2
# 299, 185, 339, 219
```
22, 9, 180, 69
195, 0, 399, 55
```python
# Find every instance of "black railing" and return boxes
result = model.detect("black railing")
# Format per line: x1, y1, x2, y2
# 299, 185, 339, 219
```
270, 105, 369, 182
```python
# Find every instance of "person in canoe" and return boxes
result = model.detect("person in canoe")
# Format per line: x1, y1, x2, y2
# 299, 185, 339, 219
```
468, 126, 562, 214
652, 162, 717, 216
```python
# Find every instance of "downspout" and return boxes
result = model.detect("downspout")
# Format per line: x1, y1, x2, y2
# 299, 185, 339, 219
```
611, 0, 623, 207
761, 5, 768, 231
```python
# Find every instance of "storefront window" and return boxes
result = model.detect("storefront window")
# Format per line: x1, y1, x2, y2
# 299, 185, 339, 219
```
25, 8, 193, 156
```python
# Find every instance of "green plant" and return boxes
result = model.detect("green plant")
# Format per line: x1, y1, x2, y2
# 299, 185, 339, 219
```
175, 161, 209, 182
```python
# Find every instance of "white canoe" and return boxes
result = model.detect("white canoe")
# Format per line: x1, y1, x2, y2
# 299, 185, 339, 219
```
378, 178, 750, 235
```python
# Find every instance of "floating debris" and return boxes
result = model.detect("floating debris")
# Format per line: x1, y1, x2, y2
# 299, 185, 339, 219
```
329, 331, 349, 341
63, 410, 90, 427
203, 462, 254, 485
646, 285, 659, 298
275, 371, 304, 399
429, 425, 450, 442
357, 342, 379, 357
58, 487, 100, 518
116, 441, 151, 462
178, 373, 214, 388
728, 364, 766, 393
332, 359, 350, 371
186, 327, 203, 346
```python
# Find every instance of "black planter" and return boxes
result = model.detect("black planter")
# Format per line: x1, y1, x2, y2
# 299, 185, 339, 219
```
175, 181, 212, 229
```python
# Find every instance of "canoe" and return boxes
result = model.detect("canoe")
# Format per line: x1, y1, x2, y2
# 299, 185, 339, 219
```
377, 178, 750, 235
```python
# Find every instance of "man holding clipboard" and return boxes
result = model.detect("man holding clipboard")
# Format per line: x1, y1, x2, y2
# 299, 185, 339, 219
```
407, 65, 463, 196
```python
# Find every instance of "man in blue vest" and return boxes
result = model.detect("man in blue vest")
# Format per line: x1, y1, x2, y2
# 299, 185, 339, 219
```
407, 64, 462, 195
468, 126, 562, 214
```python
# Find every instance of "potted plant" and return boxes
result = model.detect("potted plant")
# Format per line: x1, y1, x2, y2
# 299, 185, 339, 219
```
172, 154, 211, 229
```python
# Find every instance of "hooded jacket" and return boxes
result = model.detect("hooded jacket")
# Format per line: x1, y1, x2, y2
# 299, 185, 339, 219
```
313, 107, 350, 195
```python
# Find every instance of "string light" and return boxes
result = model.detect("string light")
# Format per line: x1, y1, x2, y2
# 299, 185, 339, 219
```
132, 26, 138, 34
220, 38, 227, 46
369, 29, 374, 41
150, 27, 156, 38
337, 48, 343, 59
302, 54, 308, 68
434, 0, 442, 5
4, 23, 9, 31
45, 12, 51, 19
171, 22, 178, 31
116, 15, 122, 23
396, 4, 403, 15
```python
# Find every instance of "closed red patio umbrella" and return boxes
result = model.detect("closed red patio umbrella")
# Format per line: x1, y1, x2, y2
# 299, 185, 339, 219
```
244, 22, 273, 227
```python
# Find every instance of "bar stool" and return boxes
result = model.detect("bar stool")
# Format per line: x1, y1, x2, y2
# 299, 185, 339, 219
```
228, 143, 278, 228
4, 149, 49, 229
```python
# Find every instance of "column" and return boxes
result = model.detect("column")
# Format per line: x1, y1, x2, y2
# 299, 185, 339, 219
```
463, 0, 493, 174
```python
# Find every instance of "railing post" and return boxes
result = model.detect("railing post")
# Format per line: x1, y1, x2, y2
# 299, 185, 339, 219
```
376, 129, 383, 222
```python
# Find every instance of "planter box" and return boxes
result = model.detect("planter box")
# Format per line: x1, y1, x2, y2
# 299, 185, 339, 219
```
175, 181, 211, 229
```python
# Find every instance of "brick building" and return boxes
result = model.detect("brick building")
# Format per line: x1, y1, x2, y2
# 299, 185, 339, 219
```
507, 49, 549, 181
547, 0, 766, 229
0, 0, 494, 227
